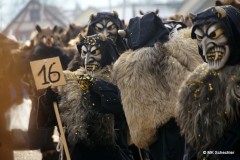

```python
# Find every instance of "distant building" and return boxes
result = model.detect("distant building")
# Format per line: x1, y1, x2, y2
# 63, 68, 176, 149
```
72, 1, 182, 27
74, 7, 98, 26
98, 2, 182, 23
2, 0, 69, 42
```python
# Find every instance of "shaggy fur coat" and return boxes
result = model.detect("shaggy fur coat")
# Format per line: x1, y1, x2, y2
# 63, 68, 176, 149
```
57, 65, 115, 147
112, 28, 203, 148
176, 63, 240, 158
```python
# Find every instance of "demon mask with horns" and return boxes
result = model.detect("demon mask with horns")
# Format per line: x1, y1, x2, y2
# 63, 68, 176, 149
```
76, 33, 119, 76
190, 6, 240, 70
87, 11, 128, 53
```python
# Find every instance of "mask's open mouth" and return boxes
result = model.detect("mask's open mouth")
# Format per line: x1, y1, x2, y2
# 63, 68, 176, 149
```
85, 63, 99, 71
43, 38, 53, 47
108, 35, 116, 42
46, 43, 52, 47
205, 46, 224, 61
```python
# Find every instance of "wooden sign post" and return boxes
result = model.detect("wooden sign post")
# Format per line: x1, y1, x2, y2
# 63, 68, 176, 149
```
30, 57, 71, 160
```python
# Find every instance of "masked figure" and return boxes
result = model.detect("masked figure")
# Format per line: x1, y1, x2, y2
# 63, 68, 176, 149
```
37, 33, 133, 160
176, 6, 240, 160
87, 11, 128, 54
113, 12, 202, 160
13, 25, 72, 160
86, 10, 139, 159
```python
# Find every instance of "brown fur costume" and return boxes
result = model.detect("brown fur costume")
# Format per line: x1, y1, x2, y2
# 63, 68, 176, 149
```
176, 63, 240, 158
57, 65, 115, 147
60, 23, 84, 47
112, 28, 203, 148
215, 0, 240, 10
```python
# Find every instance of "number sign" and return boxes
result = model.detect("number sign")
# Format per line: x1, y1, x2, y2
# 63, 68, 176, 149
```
30, 57, 66, 90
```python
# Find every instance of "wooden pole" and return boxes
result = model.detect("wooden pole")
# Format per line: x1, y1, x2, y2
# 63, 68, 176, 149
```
53, 101, 71, 160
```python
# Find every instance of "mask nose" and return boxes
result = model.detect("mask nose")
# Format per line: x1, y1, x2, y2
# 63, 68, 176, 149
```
84, 53, 94, 65
46, 37, 53, 43
85, 53, 90, 65
103, 29, 110, 38
201, 36, 215, 56
202, 37, 208, 56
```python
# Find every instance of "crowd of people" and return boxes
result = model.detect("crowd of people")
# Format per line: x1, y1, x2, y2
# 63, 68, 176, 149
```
1, 0, 240, 160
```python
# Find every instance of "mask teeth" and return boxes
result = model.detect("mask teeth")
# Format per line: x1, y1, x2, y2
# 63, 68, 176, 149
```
92, 65, 96, 71
214, 52, 219, 61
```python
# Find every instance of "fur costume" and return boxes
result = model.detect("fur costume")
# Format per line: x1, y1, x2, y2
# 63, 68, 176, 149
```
215, 0, 240, 10
57, 65, 115, 147
176, 6, 240, 159
177, 63, 240, 158
112, 27, 203, 148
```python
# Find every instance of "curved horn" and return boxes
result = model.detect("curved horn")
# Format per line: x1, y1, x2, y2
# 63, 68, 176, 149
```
78, 33, 85, 41
118, 30, 126, 38
98, 33, 106, 41
113, 10, 119, 17
89, 14, 95, 20
188, 13, 197, 21
215, 6, 226, 18
139, 10, 144, 15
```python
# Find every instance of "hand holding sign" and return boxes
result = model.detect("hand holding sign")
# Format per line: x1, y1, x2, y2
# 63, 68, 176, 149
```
30, 57, 71, 160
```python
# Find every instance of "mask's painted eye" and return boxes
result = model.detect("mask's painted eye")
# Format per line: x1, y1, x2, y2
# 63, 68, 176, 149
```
91, 49, 100, 56
209, 28, 224, 39
81, 50, 86, 56
175, 24, 182, 29
94, 26, 103, 32
164, 24, 172, 30
196, 34, 203, 40
107, 24, 116, 30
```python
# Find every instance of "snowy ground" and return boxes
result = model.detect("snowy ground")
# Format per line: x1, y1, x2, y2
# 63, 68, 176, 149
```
8, 98, 60, 160
13, 150, 42, 160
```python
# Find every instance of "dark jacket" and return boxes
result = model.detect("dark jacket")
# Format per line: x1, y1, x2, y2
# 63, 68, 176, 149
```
184, 118, 240, 160
149, 118, 185, 160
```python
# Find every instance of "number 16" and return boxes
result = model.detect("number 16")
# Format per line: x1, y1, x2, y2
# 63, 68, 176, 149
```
38, 62, 60, 85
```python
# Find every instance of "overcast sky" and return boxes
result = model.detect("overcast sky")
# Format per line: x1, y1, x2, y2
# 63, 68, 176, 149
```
0, 0, 181, 31
64, 0, 172, 10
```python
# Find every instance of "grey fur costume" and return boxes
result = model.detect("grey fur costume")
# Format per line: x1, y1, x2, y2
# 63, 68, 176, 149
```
176, 63, 240, 158
57, 65, 115, 147
112, 28, 203, 148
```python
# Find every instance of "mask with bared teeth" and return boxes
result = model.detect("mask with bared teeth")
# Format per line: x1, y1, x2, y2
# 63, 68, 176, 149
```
194, 22, 230, 70
190, 6, 240, 70
76, 33, 119, 76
